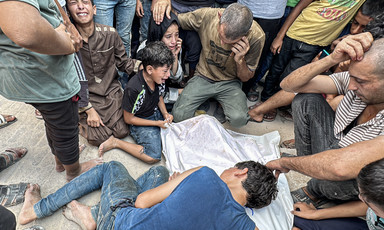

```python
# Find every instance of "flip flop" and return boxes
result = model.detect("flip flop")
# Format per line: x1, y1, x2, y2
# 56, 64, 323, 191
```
280, 139, 295, 149
247, 89, 260, 102
0, 147, 28, 171
263, 109, 277, 122
0, 114, 17, 129
279, 109, 293, 122
248, 101, 263, 111
0, 183, 29, 207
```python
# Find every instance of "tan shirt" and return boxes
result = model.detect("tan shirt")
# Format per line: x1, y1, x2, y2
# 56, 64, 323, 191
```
178, 8, 265, 81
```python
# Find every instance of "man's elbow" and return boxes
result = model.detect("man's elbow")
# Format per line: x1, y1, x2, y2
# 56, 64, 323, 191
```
135, 194, 148, 208
328, 163, 357, 181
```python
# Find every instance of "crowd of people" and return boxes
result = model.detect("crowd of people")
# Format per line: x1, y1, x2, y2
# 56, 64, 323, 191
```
1, 0, 384, 229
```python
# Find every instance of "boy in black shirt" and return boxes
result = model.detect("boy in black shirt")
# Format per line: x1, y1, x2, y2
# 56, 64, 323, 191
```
99, 41, 174, 163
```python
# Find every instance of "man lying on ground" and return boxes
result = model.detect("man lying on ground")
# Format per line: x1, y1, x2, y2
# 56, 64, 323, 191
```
18, 160, 277, 230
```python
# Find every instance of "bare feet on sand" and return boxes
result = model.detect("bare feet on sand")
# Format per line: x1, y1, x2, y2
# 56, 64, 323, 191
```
66, 158, 104, 182
19, 184, 41, 225
63, 200, 96, 230
98, 136, 117, 157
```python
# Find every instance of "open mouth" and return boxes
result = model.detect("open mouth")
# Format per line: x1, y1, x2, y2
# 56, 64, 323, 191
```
77, 12, 88, 17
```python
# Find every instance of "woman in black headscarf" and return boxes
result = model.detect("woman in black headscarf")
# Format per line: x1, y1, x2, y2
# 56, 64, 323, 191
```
137, 11, 183, 84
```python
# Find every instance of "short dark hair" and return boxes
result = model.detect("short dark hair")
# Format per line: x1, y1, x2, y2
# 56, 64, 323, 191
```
235, 161, 278, 209
360, 0, 384, 18
365, 13, 384, 39
141, 41, 174, 70
357, 158, 384, 210
220, 3, 253, 41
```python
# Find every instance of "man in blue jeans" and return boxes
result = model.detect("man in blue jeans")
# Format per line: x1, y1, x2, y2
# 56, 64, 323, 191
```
18, 161, 277, 229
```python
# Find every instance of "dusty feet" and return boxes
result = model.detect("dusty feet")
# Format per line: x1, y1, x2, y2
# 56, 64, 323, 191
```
66, 158, 104, 182
248, 102, 264, 122
18, 184, 41, 225
63, 200, 96, 230
98, 136, 117, 157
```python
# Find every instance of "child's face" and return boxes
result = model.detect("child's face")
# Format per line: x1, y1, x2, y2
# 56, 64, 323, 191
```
162, 23, 179, 51
150, 65, 171, 84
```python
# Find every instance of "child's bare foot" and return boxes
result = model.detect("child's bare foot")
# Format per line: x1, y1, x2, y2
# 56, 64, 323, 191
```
18, 184, 41, 225
66, 158, 103, 182
63, 200, 96, 230
98, 136, 117, 157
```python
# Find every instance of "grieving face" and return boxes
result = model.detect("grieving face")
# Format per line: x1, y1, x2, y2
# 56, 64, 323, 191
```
67, 0, 96, 25
161, 23, 179, 52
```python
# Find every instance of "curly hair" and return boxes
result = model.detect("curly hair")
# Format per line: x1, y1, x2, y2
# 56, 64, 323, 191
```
141, 41, 174, 69
235, 161, 278, 209
357, 158, 384, 210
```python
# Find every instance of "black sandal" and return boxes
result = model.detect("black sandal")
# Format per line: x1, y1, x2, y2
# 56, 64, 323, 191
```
0, 182, 29, 207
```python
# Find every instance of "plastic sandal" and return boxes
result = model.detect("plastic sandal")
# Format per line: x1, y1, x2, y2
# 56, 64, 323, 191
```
0, 183, 29, 207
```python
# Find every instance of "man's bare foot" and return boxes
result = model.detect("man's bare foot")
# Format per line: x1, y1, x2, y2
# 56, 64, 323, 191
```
98, 136, 117, 157
66, 158, 103, 182
248, 109, 264, 122
63, 201, 96, 230
18, 184, 41, 225
248, 102, 264, 122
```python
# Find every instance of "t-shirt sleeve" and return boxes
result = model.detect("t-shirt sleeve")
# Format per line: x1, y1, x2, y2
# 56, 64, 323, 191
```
328, 71, 350, 95
1, 0, 39, 11
122, 87, 142, 114
177, 8, 208, 32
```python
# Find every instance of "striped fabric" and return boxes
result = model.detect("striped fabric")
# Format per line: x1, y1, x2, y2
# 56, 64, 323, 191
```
329, 72, 384, 148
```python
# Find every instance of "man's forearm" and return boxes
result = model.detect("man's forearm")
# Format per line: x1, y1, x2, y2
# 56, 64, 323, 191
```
280, 137, 384, 181
236, 59, 254, 82
0, 1, 74, 55
280, 55, 339, 92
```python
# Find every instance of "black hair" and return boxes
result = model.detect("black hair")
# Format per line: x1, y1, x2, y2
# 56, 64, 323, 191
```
357, 158, 384, 210
147, 11, 179, 42
365, 13, 384, 39
360, 0, 384, 18
141, 41, 174, 70
235, 161, 278, 209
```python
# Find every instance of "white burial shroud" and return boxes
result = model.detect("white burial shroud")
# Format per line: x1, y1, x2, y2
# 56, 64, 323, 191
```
161, 115, 294, 230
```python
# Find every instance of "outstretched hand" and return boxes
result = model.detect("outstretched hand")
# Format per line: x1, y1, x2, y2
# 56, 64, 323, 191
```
265, 158, 290, 178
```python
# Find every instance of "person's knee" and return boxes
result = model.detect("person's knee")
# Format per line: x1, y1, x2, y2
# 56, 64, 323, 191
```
148, 165, 169, 181
172, 105, 192, 122
227, 111, 248, 128
292, 93, 324, 114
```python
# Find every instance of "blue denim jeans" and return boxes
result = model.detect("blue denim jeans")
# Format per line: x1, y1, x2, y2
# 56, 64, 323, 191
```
129, 109, 163, 160
139, 0, 152, 42
93, 0, 136, 56
292, 93, 359, 201
33, 161, 168, 229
